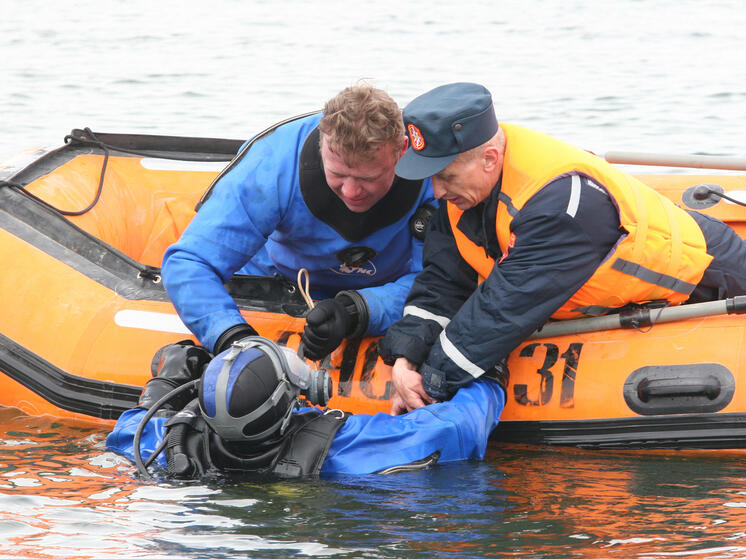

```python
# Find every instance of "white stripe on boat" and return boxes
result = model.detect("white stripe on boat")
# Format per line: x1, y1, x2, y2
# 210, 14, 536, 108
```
139, 158, 228, 172
723, 190, 746, 204
114, 310, 192, 334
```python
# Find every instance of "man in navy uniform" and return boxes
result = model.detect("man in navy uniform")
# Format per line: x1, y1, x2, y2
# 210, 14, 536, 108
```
379, 82, 746, 414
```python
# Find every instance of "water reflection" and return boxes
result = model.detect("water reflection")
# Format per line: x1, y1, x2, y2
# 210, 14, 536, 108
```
2, 407, 746, 557
490, 444, 746, 557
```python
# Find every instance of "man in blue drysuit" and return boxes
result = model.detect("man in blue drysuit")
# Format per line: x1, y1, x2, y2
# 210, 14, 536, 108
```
105, 338, 505, 477
161, 84, 436, 360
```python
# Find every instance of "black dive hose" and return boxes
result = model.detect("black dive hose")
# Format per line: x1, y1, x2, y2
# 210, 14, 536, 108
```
133, 379, 199, 481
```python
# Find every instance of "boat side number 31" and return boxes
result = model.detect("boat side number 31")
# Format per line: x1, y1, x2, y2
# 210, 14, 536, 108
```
513, 342, 583, 408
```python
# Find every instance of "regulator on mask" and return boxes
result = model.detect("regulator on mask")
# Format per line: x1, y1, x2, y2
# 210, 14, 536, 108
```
198, 337, 332, 444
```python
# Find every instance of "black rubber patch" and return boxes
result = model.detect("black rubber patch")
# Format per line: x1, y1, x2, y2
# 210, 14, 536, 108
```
0, 332, 141, 419
682, 183, 725, 209
624, 363, 735, 415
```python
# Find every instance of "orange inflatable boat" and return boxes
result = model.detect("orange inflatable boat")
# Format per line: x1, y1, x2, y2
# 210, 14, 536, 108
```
2, 127, 746, 450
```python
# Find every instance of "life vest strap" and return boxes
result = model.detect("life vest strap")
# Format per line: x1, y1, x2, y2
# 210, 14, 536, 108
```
498, 191, 518, 217
611, 258, 697, 295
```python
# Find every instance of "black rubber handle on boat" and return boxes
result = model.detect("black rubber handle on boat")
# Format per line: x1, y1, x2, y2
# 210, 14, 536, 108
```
638, 376, 721, 402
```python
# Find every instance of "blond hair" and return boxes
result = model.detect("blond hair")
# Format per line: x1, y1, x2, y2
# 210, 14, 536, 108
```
319, 84, 405, 165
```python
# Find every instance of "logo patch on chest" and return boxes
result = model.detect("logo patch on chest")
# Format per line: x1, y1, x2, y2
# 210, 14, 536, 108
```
329, 260, 377, 276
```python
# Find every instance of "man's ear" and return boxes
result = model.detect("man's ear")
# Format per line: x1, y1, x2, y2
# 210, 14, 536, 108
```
399, 135, 409, 158
482, 145, 501, 173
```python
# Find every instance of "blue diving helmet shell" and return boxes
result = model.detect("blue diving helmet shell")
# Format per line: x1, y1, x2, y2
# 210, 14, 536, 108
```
198, 337, 299, 443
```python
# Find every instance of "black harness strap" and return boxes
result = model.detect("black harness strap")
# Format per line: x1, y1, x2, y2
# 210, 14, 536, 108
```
272, 411, 350, 478
162, 406, 349, 479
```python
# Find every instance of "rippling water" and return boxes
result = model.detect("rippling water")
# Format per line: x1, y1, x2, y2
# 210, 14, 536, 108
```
3, 408, 746, 557
2, 0, 746, 557
2, 0, 745, 160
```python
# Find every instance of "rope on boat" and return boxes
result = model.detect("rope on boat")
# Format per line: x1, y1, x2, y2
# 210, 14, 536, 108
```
296, 268, 315, 310
295, 268, 322, 365
695, 186, 746, 207
12, 127, 110, 216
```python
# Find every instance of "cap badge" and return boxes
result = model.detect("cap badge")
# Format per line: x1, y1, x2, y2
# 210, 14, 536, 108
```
407, 123, 426, 151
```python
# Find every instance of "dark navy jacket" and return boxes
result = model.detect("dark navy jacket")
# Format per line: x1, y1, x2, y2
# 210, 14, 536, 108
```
162, 114, 435, 352
379, 174, 622, 398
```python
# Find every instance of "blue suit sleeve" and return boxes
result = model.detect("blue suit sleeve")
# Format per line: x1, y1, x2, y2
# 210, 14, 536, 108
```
321, 379, 505, 475
105, 408, 169, 469
162, 139, 287, 352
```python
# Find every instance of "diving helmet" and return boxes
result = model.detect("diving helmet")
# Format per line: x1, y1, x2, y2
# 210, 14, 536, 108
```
198, 336, 332, 443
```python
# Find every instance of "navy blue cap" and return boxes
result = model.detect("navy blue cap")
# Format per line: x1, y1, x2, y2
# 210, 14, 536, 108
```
396, 83, 498, 180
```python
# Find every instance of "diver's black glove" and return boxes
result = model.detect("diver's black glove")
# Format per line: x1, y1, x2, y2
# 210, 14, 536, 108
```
213, 322, 258, 355
301, 291, 369, 360
139, 340, 212, 411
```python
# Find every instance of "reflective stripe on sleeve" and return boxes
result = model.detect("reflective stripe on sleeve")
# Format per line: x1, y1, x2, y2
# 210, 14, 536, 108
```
439, 330, 485, 378
566, 174, 581, 217
403, 306, 451, 328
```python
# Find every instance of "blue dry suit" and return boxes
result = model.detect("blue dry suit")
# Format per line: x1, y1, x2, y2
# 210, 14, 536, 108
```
162, 113, 435, 352
105, 379, 505, 476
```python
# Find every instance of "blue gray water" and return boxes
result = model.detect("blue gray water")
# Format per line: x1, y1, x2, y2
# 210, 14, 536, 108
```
2, 0, 746, 556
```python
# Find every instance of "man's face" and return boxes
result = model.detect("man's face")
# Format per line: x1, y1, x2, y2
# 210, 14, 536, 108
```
431, 155, 492, 210
321, 136, 404, 213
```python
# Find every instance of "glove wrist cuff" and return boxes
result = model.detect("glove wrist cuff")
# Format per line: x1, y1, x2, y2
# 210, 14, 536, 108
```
214, 323, 258, 354
335, 290, 369, 339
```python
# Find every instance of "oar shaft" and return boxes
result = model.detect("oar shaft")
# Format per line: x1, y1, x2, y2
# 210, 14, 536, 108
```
604, 151, 746, 171
528, 296, 746, 340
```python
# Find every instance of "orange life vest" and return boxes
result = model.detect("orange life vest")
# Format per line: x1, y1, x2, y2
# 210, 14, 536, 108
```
447, 123, 713, 319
